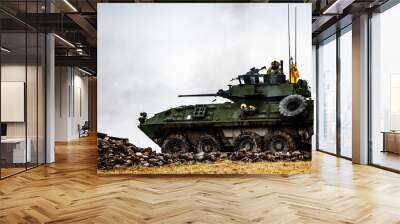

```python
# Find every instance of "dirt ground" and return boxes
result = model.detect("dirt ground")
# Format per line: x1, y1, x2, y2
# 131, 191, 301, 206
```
98, 160, 311, 175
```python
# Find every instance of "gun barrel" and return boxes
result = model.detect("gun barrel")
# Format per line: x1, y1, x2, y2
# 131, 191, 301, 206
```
178, 94, 218, 97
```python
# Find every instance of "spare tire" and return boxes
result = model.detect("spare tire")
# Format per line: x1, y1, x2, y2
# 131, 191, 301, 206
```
278, 94, 307, 117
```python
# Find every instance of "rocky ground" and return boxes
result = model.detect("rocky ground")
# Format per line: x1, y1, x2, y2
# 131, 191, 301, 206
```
97, 133, 311, 170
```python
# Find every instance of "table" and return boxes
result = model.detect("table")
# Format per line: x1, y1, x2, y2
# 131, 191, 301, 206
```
382, 131, 400, 154
1, 138, 32, 163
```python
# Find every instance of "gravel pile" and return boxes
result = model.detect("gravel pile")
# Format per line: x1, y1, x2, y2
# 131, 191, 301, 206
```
97, 133, 311, 170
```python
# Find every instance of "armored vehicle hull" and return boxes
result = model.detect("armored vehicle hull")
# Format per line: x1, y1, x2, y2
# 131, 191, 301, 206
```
139, 99, 313, 154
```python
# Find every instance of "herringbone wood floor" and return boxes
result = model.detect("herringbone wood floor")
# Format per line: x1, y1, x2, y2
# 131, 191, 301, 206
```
1, 136, 400, 224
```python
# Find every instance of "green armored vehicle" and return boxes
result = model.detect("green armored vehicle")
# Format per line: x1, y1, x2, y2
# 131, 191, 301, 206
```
138, 60, 313, 154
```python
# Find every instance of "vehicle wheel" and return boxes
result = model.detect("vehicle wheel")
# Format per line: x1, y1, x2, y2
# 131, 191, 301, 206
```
264, 131, 295, 153
161, 134, 189, 154
234, 132, 262, 152
195, 134, 220, 153
278, 94, 307, 117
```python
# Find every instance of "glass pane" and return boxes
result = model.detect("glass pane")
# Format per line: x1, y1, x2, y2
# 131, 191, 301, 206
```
371, 4, 400, 171
38, 33, 45, 165
340, 29, 352, 158
27, 31, 38, 169
318, 37, 337, 154
312, 45, 317, 150
1, 32, 27, 177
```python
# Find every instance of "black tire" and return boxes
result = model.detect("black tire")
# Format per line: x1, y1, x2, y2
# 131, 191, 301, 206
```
161, 134, 190, 154
264, 131, 295, 153
278, 94, 307, 117
234, 132, 262, 152
195, 134, 221, 153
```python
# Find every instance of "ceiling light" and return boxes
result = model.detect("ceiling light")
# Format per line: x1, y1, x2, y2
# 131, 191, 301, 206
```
322, 0, 349, 15
63, 0, 78, 12
1, 47, 11, 53
54, 34, 75, 48
78, 67, 93, 76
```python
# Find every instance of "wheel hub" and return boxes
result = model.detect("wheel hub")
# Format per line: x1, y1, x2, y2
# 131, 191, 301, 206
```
271, 138, 288, 152
240, 140, 255, 151
167, 140, 184, 153
287, 101, 299, 111
197, 136, 219, 153
201, 141, 215, 153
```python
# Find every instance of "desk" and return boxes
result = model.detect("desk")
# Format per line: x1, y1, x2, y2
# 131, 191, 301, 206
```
1, 138, 31, 163
382, 131, 400, 154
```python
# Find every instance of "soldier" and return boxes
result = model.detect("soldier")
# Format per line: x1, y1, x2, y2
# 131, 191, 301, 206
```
267, 60, 281, 75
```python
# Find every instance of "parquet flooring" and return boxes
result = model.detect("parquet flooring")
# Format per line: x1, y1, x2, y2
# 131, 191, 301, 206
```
1, 135, 400, 223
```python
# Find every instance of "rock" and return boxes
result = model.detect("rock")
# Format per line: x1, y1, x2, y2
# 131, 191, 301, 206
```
266, 154, 275, 161
292, 150, 301, 156
143, 147, 152, 154
140, 161, 150, 167
205, 152, 216, 161
124, 159, 132, 166
127, 148, 135, 155
220, 153, 228, 159
148, 158, 158, 164
274, 152, 282, 157
235, 151, 245, 160
135, 152, 143, 157
194, 152, 205, 161
97, 133, 312, 170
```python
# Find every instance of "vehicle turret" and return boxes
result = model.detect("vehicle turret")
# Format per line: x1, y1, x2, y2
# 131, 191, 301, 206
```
177, 61, 310, 103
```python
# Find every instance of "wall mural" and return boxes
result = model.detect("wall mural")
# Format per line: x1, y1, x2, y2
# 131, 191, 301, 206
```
97, 3, 313, 174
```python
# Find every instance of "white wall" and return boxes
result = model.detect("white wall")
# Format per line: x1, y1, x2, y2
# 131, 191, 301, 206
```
1, 65, 40, 138
1, 65, 26, 139
1, 63, 46, 163
55, 67, 89, 141
98, 3, 312, 151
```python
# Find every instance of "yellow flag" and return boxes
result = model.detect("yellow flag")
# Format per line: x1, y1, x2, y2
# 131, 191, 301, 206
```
290, 62, 299, 84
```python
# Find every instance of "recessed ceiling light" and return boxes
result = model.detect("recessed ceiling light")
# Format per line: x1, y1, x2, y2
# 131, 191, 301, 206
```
78, 67, 93, 76
323, 0, 347, 15
54, 34, 75, 48
1, 47, 11, 53
63, 0, 78, 12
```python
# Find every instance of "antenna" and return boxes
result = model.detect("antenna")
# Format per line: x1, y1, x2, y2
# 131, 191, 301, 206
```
287, 4, 291, 73
295, 6, 297, 66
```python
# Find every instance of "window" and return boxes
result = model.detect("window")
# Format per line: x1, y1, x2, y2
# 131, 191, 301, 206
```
317, 36, 337, 154
339, 28, 352, 158
370, 3, 400, 171
0, 2, 47, 179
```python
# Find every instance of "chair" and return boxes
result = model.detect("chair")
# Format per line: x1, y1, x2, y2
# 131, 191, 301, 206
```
79, 121, 90, 138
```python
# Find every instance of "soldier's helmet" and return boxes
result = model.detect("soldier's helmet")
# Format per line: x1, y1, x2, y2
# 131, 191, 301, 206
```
271, 60, 280, 70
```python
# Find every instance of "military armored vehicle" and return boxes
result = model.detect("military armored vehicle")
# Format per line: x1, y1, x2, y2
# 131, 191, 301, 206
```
138, 60, 313, 154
